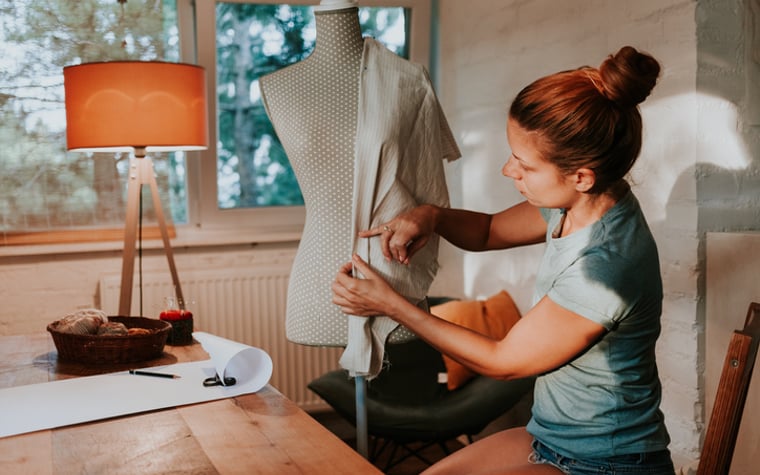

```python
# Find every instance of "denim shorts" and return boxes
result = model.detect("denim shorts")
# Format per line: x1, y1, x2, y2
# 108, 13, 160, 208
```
529, 439, 676, 475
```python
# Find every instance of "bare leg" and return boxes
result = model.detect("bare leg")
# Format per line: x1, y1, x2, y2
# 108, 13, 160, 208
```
421, 427, 564, 475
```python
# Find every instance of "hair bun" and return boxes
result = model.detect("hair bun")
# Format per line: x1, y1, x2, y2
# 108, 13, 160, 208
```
598, 46, 660, 107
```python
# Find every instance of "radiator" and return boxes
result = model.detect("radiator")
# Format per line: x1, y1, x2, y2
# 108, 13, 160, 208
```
98, 266, 343, 411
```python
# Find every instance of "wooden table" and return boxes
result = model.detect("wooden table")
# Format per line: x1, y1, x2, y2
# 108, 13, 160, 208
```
0, 333, 381, 475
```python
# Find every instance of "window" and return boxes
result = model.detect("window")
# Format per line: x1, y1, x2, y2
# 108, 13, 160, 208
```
192, 0, 431, 239
0, 0, 431, 248
213, 3, 409, 210
0, 0, 184, 244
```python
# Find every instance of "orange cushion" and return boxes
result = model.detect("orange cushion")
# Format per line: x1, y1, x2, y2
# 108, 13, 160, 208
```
430, 291, 521, 390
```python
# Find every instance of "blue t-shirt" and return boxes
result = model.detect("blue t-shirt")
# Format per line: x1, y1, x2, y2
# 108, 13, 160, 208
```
526, 190, 671, 458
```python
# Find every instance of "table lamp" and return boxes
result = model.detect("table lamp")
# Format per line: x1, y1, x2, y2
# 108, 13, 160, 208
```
63, 61, 208, 317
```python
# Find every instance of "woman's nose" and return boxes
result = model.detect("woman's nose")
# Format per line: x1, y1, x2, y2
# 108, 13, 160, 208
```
502, 156, 518, 179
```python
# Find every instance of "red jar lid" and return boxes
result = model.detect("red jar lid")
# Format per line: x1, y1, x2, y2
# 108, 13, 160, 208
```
159, 309, 193, 321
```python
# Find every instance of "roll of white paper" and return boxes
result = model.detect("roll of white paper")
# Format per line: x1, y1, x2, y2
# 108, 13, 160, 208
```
193, 332, 273, 391
0, 333, 274, 438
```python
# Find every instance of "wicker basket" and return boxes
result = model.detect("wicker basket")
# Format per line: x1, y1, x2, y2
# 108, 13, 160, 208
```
47, 316, 171, 365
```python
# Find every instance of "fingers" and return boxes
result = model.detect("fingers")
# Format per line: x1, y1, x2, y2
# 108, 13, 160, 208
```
332, 256, 388, 317
330, 279, 351, 308
350, 253, 376, 278
357, 226, 384, 238
401, 236, 428, 265
362, 222, 419, 264
337, 260, 354, 277
360, 206, 436, 264
331, 264, 357, 312
387, 232, 419, 265
359, 224, 396, 261
392, 237, 413, 265
379, 226, 393, 262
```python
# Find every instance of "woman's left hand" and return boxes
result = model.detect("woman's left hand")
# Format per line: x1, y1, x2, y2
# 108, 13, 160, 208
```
332, 254, 399, 317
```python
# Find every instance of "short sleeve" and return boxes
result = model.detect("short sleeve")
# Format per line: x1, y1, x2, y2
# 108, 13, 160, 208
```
547, 252, 629, 329
421, 67, 460, 162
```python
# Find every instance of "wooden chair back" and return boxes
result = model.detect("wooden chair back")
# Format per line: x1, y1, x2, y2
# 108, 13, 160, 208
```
698, 302, 760, 475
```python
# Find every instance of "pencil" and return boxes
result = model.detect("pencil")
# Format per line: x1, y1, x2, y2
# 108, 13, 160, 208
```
128, 369, 181, 379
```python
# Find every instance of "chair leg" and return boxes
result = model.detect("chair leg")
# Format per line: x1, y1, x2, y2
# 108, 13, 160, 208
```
369, 436, 392, 462
369, 437, 407, 472
438, 440, 452, 455
371, 438, 453, 472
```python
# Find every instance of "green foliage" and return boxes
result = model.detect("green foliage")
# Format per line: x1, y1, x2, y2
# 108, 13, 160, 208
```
214, 4, 408, 209
215, 3, 311, 208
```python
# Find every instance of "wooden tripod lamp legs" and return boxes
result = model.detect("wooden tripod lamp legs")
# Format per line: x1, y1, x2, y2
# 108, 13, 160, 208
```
117, 154, 184, 317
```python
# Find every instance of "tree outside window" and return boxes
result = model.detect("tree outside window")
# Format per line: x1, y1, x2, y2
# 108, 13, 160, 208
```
214, 3, 408, 209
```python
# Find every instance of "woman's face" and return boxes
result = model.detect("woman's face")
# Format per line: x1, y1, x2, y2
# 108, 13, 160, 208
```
503, 118, 578, 208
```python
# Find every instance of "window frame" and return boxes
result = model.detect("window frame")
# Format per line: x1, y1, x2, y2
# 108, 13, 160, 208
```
181, 0, 432, 244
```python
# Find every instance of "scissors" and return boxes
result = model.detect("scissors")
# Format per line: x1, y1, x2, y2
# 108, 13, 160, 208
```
203, 374, 237, 387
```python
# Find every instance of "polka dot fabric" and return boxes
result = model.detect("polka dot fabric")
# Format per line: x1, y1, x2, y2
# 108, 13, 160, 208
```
260, 9, 414, 346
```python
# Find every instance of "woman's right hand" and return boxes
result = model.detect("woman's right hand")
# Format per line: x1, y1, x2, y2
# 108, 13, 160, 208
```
359, 204, 439, 265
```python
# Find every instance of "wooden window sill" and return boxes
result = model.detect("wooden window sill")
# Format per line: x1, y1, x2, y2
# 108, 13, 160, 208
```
1, 227, 175, 247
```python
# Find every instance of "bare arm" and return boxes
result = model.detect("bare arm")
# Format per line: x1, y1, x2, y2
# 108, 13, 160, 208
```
441, 200, 547, 251
333, 254, 606, 380
362, 200, 547, 264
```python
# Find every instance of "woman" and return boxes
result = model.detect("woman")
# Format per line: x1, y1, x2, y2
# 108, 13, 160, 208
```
332, 46, 676, 475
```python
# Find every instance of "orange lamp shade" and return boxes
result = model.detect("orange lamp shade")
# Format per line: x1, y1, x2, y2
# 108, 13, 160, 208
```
63, 61, 208, 153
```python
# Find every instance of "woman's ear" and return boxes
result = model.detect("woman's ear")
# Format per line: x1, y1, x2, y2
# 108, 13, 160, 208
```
574, 168, 596, 192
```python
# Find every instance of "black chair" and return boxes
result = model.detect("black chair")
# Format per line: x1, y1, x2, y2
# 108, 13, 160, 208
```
308, 334, 535, 471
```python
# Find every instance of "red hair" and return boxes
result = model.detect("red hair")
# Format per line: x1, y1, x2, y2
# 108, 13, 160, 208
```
509, 46, 660, 194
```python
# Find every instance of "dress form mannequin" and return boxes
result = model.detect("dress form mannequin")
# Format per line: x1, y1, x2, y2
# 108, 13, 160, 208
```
261, 3, 459, 379
260, 5, 416, 349
260, 2, 460, 458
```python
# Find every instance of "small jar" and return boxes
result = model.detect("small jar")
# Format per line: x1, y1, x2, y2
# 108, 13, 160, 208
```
160, 299, 194, 345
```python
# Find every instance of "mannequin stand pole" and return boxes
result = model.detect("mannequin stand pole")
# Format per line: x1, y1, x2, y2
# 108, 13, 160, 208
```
355, 375, 368, 458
